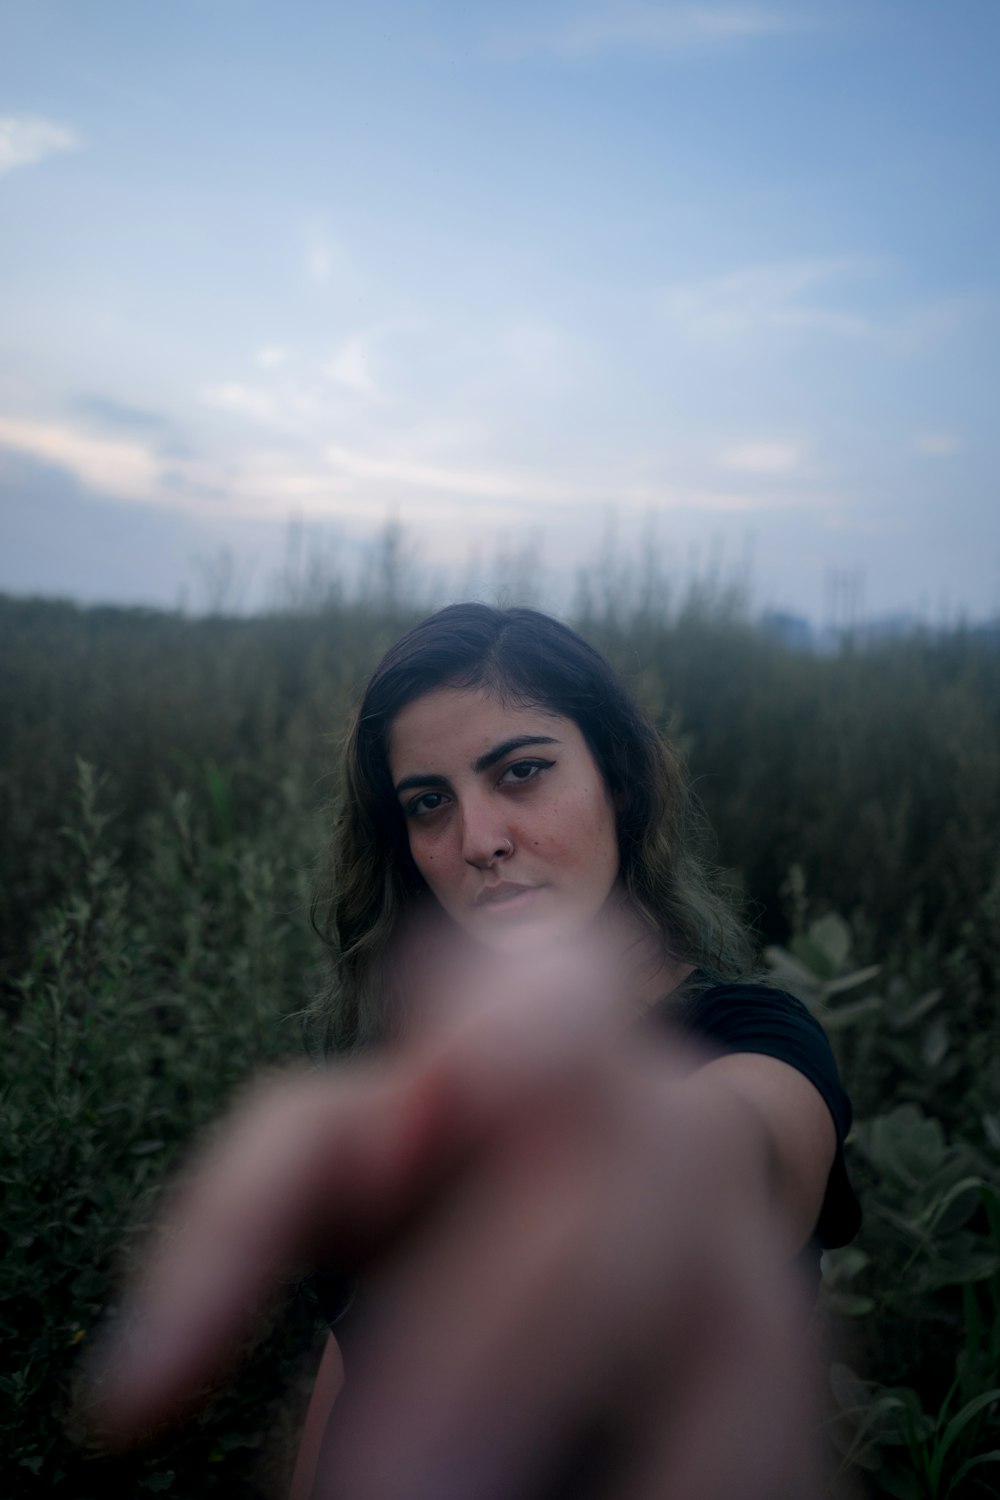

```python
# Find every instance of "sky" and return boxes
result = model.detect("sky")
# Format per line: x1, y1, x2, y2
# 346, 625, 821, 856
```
1, 0, 998, 623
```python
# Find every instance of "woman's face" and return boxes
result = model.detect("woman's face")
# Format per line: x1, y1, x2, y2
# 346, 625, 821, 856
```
388, 686, 621, 951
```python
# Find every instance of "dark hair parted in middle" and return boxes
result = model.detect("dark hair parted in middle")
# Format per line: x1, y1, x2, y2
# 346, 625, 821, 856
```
311, 603, 754, 1052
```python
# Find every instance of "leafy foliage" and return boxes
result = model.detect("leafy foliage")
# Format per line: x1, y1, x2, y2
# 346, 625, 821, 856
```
769, 906, 1000, 1496
2, 592, 998, 1496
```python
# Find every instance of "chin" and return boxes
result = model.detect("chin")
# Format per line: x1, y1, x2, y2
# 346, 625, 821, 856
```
468, 912, 589, 957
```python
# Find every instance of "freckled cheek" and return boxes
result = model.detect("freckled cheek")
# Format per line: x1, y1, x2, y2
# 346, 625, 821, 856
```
410, 835, 466, 899
527, 793, 619, 877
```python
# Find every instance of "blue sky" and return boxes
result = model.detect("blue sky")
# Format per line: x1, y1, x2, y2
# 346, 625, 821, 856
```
1, 0, 998, 621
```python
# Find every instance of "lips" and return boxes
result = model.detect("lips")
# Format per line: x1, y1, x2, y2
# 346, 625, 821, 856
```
474, 882, 539, 908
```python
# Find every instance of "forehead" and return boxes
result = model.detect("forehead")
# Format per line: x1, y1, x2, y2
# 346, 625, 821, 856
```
388, 686, 576, 775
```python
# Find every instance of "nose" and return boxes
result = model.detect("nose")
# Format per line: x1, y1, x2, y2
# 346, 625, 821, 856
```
460, 800, 513, 870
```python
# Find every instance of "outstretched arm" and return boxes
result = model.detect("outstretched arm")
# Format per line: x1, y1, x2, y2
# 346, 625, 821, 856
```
85, 958, 838, 1499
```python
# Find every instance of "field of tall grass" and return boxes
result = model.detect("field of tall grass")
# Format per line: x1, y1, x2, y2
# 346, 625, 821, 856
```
2, 584, 999, 1498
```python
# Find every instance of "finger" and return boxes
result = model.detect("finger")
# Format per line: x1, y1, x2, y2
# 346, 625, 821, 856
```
81, 946, 635, 1452
82, 951, 604, 1448
83, 1062, 455, 1445
83, 939, 692, 1451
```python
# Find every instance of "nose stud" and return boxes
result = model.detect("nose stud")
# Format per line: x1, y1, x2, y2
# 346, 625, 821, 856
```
471, 837, 515, 871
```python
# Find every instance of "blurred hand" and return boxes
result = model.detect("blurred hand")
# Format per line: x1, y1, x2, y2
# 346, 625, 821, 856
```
85, 944, 825, 1500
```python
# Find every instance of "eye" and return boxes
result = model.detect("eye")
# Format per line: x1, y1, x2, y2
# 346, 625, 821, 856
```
498, 758, 554, 787
405, 790, 450, 819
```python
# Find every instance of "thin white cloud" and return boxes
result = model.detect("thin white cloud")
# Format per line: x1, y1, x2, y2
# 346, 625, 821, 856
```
660, 258, 880, 342
659, 257, 973, 355
303, 228, 358, 290
500, 3, 801, 58
324, 442, 576, 503
914, 431, 962, 457
306, 241, 333, 286
254, 345, 290, 369
201, 376, 333, 434
202, 383, 284, 426
0, 115, 79, 174
323, 333, 382, 400
719, 440, 801, 474
0, 401, 815, 551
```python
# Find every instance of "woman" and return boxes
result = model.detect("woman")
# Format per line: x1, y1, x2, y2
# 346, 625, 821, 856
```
91, 603, 859, 1499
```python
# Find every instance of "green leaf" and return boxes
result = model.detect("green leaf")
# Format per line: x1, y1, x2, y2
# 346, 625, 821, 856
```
944, 1449, 1000, 1497
916, 1177, 992, 1234
930, 1389, 1000, 1492
859, 1103, 959, 1187
821, 1246, 870, 1285
821, 995, 883, 1029
824, 963, 882, 997
765, 944, 824, 997
889, 988, 943, 1031
829, 1361, 872, 1413
874, 1464, 923, 1500
834, 1393, 916, 1467
922, 1018, 951, 1069
809, 912, 852, 971
822, 1291, 875, 1316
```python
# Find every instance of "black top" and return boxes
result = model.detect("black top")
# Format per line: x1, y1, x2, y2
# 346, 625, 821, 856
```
313, 980, 860, 1327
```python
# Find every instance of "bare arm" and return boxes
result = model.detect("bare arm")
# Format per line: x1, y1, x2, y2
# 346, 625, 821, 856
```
279, 1053, 834, 1500
86, 957, 839, 1498
681, 1051, 837, 1251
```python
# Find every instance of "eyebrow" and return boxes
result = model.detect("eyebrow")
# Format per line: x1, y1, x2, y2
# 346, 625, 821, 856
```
393, 735, 560, 796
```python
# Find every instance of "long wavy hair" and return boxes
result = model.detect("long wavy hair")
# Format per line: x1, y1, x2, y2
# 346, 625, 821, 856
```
310, 603, 755, 1052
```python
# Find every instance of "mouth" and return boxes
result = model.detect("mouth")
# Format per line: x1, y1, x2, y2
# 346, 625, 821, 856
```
474, 882, 542, 912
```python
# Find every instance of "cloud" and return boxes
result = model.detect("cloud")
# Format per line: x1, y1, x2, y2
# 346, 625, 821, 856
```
323, 333, 382, 400
0, 115, 79, 174
0, 416, 160, 500
499, 3, 801, 58
72, 394, 173, 434
323, 442, 578, 503
0, 409, 569, 526
323, 318, 427, 401
660, 258, 880, 342
254, 345, 290, 369
303, 229, 357, 290
719, 441, 801, 474
658, 258, 974, 356
202, 382, 286, 427
914, 431, 962, 457
306, 242, 332, 286
0, 386, 815, 560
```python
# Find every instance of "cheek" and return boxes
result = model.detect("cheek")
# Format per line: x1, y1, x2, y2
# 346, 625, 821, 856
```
408, 833, 463, 901
532, 789, 619, 885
